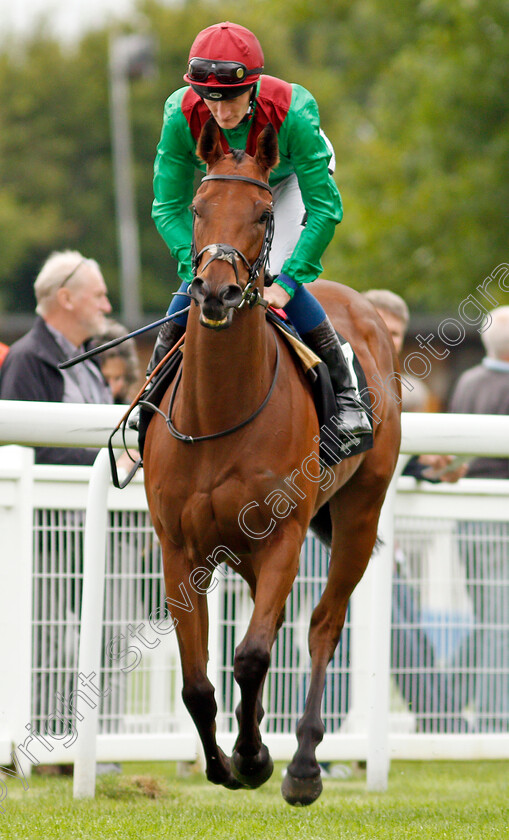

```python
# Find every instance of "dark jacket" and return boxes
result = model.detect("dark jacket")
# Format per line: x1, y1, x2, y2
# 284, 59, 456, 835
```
0, 316, 109, 465
448, 362, 509, 479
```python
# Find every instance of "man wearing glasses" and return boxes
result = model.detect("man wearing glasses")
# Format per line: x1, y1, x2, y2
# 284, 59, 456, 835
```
0, 249, 113, 465
0, 251, 120, 777
149, 21, 372, 449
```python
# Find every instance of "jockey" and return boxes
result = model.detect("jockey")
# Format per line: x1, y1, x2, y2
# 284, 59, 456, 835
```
150, 21, 372, 446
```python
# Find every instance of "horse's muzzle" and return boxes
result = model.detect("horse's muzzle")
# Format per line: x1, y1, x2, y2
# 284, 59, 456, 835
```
189, 277, 244, 330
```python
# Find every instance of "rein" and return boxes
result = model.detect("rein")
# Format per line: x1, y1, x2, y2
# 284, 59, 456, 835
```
161, 170, 279, 443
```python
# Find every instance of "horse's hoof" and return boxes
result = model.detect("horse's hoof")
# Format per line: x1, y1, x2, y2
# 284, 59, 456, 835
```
206, 751, 247, 790
223, 775, 246, 790
281, 770, 323, 807
208, 767, 246, 790
230, 745, 274, 788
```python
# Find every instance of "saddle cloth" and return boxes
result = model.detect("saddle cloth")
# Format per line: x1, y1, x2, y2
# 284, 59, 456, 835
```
266, 308, 373, 465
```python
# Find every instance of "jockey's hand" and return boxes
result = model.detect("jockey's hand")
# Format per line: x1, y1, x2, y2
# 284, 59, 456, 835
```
263, 283, 291, 310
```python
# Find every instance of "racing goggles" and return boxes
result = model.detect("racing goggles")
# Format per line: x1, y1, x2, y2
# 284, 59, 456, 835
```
187, 58, 263, 85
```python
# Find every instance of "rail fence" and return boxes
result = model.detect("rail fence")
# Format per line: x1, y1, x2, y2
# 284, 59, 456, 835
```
0, 402, 508, 796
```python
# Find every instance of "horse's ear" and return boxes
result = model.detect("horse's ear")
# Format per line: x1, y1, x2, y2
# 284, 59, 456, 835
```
255, 123, 279, 174
197, 117, 225, 169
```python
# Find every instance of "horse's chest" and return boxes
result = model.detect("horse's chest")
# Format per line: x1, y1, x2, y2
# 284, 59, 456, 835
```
162, 469, 289, 551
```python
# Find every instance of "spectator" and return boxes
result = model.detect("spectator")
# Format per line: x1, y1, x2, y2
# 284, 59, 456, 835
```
448, 305, 509, 732
364, 288, 468, 732
0, 252, 121, 774
363, 288, 466, 482
363, 289, 409, 358
91, 319, 140, 405
449, 306, 509, 479
0, 250, 113, 465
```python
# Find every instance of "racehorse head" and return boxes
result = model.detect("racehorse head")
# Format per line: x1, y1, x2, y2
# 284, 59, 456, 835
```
189, 118, 279, 329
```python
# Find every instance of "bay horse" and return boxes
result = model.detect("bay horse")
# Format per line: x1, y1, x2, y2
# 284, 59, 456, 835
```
143, 118, 401, 806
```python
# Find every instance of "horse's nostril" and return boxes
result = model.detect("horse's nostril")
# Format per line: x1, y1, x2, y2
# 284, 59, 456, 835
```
221, 284, 243, 307
190, 277, 209, 302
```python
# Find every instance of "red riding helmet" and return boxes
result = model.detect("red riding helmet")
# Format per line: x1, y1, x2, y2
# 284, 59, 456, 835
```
184, 22, 264, 100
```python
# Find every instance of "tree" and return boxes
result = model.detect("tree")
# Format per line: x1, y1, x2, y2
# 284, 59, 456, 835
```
0, 0, 507, 318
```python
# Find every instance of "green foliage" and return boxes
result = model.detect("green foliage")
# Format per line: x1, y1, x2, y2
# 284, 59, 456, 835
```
0, 0, 508, 317
0, 31, 117, 310
321, 0, 509, 309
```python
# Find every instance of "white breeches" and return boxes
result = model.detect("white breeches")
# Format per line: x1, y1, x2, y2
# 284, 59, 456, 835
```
267, 130, 336, 276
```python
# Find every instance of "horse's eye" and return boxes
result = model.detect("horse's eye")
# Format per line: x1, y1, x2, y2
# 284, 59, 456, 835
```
192, 206, 201, 218
258, 211, 269, 223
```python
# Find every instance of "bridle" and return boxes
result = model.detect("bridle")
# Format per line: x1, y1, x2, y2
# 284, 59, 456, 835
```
191, 172, 275, 310
161, 170, 280, 443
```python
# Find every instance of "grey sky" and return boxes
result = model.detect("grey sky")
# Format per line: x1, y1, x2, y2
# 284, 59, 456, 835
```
0, 0, 137, 41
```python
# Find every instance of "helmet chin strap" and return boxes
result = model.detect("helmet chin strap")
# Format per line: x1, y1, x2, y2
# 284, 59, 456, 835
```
240, 84, 257, 123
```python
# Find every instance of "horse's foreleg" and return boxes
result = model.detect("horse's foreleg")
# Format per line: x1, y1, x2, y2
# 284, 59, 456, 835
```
231, 534, 301, 788
160, 543, 243, 790
282, 489, 384, 806
234, 603, 285, 732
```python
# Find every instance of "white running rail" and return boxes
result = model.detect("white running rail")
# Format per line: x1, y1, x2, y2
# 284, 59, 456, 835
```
1, 402, 508, 798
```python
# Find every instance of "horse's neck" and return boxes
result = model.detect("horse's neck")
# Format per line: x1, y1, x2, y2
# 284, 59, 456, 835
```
178, 308, 271, 435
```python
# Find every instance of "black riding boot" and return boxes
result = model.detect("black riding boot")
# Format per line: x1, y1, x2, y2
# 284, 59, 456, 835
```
146, 319, 186, 377
302, 316, 372, 449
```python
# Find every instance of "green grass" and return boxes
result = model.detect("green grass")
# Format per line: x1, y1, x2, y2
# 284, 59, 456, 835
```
1, 760, 508, 839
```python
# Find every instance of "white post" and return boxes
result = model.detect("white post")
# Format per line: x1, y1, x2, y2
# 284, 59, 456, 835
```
0, 447, 34, 771
366, 455, 409, 790
73, 448, 111, 798
344, 571, 372, 738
